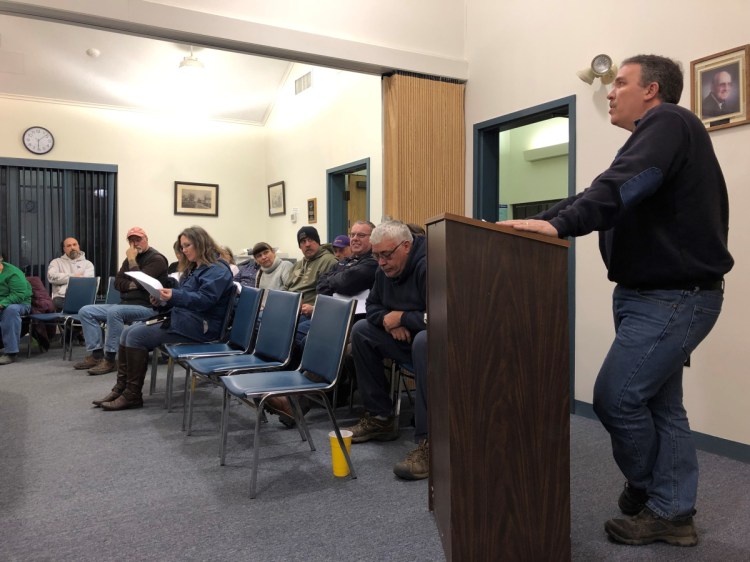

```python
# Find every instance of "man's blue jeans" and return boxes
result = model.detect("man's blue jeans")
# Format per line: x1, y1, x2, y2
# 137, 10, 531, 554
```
593, 285, 724, 520
78, 304, 154, 354
0, 303, 32, 354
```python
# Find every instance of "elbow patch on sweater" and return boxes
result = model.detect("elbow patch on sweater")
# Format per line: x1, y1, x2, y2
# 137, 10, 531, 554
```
619, 167, 663, 208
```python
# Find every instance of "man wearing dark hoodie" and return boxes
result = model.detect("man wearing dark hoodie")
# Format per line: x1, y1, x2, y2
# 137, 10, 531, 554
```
344, 220, 428, 481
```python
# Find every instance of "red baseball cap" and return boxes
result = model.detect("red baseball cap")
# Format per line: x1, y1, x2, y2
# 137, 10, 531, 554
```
126, 226, 147, 239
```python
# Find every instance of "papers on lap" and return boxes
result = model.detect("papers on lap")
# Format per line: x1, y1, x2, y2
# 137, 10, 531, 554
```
125, 271, 163, 300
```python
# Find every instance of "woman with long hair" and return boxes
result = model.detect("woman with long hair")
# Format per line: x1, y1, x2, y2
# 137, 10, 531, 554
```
93, 226, 236, 411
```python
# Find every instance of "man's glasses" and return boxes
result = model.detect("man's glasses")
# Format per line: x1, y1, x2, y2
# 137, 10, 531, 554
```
349, 232, 370, 239
372, 240, 406, 261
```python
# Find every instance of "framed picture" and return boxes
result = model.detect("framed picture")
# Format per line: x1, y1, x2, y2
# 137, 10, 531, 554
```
691, 45, 750, 131
307, 197, 317, 224
174, 181, 219, 216
268, 181, 286, 216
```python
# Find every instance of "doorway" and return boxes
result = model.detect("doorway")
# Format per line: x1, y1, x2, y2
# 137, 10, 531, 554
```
472, 96, 576, 412
327, 158, 370, 239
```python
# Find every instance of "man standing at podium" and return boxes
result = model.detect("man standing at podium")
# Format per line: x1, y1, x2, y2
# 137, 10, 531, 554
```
344, 220, 429, 481
501, 54, 733, 547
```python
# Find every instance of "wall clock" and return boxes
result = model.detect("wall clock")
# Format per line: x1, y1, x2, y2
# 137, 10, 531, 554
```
23, 126, 55, 155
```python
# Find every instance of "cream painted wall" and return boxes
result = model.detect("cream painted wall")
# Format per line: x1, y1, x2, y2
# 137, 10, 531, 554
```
263, 64, 383, 259
0, 97, 267, 261
465, 0, 750, 445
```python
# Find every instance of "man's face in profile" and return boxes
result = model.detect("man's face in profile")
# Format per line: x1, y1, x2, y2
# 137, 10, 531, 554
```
711, 71, 732, 102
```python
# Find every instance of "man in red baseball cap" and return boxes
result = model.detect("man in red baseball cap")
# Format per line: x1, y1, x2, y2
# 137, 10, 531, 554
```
74, 226, 169, 376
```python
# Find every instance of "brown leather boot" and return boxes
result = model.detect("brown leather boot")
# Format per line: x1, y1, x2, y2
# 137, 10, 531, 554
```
92, 345, 129, 407
101, 347, 149, 411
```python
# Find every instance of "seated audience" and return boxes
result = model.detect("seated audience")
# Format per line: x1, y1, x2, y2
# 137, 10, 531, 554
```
316, 221, 377, 303
94, 226, 236, 411
344, 220, 429, 480
47, 237, 95, 311
0, 251, 33, 365
252, 242, 293, 298
74, 227, 169, 376
167, 239, 188, 282
219, 246, 240, 277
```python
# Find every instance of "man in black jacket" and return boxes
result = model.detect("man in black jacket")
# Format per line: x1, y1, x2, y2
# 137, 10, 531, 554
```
74, 227, 169, 375
502, 55, 733, 547
344, 220, 428, 481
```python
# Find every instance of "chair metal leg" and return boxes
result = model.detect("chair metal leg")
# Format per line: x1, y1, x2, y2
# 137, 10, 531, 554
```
185, 371, 195, 435
290, 396, 314, 449
320, 393, 357, 479
250, 406, 264, 498
165, 358, 175, 411
149, 349, 160, 395
219, 389, 231, 466
181, 367, 191, 430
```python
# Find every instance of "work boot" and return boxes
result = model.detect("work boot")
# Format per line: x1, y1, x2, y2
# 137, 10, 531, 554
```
618, 482, 649, 516
88, 358, 116, 376
393, 439, 429, 480
74, 354, 100, 370
92, 345, 128, 407
101, 347, 149, 411
604, 507, 698, 547
344, 412, 397, 443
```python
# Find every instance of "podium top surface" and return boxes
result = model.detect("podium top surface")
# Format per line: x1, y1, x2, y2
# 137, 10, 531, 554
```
426, 213, 570, 248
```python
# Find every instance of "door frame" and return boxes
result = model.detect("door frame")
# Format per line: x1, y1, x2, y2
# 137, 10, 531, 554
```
472, 96, 577, 413
326, 157, 370, 239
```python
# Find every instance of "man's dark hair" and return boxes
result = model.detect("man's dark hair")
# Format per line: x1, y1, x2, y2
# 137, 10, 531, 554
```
621, 54, 683, 104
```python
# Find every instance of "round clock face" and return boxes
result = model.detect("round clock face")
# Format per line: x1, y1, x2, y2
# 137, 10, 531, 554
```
23, 126, 54, 155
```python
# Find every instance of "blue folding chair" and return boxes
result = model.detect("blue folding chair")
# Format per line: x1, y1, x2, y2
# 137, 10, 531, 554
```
104, 276, 121, 304
183, 289, 301, 434
148, 283, 242, 411
26, 276, 98, 359
218, 294, 357, 498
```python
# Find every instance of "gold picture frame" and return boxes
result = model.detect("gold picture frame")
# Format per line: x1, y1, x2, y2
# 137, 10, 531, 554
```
174, 181, 219, 216
691, 45, 750, 131
307, 197, 317, 224
267, 181, 286, 216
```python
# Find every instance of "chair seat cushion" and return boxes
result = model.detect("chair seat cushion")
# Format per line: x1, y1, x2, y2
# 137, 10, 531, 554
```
29, 313, 65, 322
166, 342, 241, 360
221, 370, 328, 398
185, 354, 283, 375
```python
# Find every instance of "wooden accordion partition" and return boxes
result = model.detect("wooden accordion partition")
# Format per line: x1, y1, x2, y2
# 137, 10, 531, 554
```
382, 72, 465, 226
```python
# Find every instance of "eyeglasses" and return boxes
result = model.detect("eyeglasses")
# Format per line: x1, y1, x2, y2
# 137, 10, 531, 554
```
372, 240, 406, 262
349, 232, 371, 239
180, 242, 193, 251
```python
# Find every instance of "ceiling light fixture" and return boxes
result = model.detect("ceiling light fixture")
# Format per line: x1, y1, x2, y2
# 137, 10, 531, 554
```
179, 46, 204, 70
577, 54, 617, 85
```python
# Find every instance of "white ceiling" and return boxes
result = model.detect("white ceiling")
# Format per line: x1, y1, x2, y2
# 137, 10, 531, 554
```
0, 13, 293, 125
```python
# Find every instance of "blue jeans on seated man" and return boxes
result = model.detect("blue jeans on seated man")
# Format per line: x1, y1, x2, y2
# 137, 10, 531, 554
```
593, 285, 724, 520
0, 303, 32, 354
78, 303, 155, 354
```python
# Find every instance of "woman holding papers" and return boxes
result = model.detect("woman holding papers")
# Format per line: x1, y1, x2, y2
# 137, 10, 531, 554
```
95, 226, 236, 411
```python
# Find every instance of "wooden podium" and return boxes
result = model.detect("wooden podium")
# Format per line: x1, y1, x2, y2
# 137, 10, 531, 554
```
425, 214, 570, 561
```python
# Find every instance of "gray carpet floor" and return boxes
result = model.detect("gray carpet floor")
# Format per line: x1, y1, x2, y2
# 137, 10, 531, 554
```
1, 345, 749, 561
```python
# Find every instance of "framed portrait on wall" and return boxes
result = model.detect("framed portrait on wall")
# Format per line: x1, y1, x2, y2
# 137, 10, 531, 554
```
691, 45, 750, 131
307, 197, 317, 224
174, 181, 219, 216
267, 181, 286, 216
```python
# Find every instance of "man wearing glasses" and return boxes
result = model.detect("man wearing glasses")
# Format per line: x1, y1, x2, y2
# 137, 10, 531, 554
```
316, 220, 378, 306
344, 220, 429, 481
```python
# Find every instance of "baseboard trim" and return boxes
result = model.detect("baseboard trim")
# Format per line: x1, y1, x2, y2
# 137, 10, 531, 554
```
573, 400, 750, 464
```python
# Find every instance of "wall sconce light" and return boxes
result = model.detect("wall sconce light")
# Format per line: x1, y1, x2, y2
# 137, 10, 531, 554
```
577, 54, 617, 85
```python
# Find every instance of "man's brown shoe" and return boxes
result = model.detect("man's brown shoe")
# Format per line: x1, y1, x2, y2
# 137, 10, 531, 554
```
74, 355, 99, 370
100, 392, 143, 411
344, 413, 397, 443
92, 390, 122, 407
88, 359, 116, 376
605, 507, 698, 546
393, 439, 429, 480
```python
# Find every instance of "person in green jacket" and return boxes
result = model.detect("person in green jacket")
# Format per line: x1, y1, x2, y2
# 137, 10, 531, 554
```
0, 252, 33, 364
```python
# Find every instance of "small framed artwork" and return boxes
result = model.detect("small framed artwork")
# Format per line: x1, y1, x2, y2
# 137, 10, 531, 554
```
174, 181, 219, 216
268, 181, 286, 216
691, 45, 750, 131
307, 197, 317, 224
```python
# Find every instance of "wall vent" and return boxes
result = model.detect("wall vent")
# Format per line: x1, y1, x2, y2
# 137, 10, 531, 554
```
295, 72, 312, 95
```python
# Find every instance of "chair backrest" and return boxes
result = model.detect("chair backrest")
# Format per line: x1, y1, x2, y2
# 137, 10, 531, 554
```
253, 290, 302, 363
104, 276, 121, 304
299, 295, 356, 384
61, 276, 99, 314
227, 287, 263, 350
